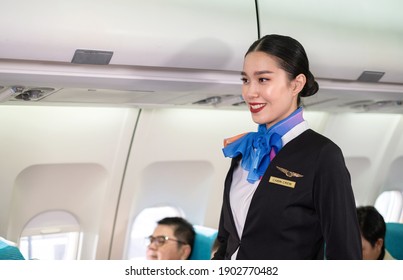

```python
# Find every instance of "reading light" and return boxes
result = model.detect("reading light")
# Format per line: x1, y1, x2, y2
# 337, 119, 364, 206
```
213, 95, 244, 108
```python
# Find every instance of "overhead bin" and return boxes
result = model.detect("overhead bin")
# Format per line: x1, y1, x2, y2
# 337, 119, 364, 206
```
0, 0, 257, 72
257, 0, 403, 84
0, 0, 257, 105
3, 0, 401, 111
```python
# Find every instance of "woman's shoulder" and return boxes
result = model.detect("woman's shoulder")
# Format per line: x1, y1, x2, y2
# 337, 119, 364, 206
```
297, 129, 344, 155
300, 129, 338, 146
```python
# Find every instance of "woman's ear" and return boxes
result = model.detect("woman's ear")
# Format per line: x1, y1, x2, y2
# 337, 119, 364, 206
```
291, 74, 306, 96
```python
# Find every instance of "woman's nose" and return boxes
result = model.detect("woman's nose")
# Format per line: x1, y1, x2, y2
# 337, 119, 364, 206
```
243, 83, 259, 99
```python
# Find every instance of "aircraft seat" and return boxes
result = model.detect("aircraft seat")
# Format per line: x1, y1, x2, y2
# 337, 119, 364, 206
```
189, 225, 218, 260
385, 222, 403, 260
0, 238, 25, 260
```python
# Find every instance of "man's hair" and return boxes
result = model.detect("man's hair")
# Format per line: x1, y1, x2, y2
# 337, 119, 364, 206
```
157, 217, 195, 252
356, 206, 386, 259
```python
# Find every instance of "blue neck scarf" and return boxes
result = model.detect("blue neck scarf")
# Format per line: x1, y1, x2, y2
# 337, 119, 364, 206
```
222, 107, 304, 183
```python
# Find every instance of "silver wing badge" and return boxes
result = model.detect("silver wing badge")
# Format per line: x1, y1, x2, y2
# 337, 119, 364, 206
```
276, 166, 303, 178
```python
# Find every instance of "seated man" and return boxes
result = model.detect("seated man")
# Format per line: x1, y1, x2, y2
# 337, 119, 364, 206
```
146, 217, 195, 260
356, 206, 395, 260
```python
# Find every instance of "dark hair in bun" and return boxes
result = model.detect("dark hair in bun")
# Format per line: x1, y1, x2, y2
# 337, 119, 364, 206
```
246, 34, 319, 105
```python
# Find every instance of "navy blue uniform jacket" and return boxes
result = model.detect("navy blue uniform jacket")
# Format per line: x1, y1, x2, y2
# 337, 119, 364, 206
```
213, 129, 362, 260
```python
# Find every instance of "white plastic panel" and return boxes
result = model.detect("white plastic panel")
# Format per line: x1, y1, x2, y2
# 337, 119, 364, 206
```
322, 113, 402, 204
345, 156, 371, 205
21, 210, 80, 236
375, 191, 403, 222
0, 0, 257, 71
0, 105, 139, 259
111, 107, 256, 259
258, 0, 403, 83
323, 113, 400, 158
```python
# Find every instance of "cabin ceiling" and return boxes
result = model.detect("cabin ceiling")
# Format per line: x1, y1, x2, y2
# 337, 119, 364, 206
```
0, 0, 403, 113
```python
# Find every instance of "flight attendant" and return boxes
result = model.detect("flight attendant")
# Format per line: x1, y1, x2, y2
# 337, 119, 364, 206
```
212, 34, 362, 260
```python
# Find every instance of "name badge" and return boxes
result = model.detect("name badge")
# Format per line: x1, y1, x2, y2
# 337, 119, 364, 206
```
269, 176, 296, 189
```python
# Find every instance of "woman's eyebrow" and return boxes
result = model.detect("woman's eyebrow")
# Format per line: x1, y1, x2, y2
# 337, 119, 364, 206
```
240, 70, 274, 76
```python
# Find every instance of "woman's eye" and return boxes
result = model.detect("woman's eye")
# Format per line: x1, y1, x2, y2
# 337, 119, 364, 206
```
240, 77, 248, 84
259, 77, 269, 83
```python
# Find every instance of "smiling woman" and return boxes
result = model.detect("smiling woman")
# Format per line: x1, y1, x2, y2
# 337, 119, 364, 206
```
213, 34, 362, 260
1, 1, 403, 267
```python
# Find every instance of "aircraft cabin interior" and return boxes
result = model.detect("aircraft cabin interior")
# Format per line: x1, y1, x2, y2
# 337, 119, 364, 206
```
0, 0, 403, 260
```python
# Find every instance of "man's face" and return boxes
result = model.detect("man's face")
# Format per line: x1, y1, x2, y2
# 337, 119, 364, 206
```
146, 225, 190, 260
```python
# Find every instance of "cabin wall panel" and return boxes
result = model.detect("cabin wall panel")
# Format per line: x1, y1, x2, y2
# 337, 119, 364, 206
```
322, 113, 402, 205
0, 105, 139, 259
112, 108, 255, 259
382, 118, 403, 193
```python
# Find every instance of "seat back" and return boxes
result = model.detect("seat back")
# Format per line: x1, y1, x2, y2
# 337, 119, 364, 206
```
189, 225, 218, 260
0, 238, 25, 260
385, 222, 403, 260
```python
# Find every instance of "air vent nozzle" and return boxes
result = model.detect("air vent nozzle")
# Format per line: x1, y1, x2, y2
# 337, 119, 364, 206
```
14, 87, 56, 101
193, 95, 244, 107
351, 100, 403, 111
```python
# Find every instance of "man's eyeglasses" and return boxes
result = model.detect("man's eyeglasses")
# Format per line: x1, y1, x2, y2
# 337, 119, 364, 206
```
145, 235, 187, 247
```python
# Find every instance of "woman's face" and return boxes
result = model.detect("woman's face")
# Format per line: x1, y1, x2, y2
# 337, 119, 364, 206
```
241, 51, 301, 128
